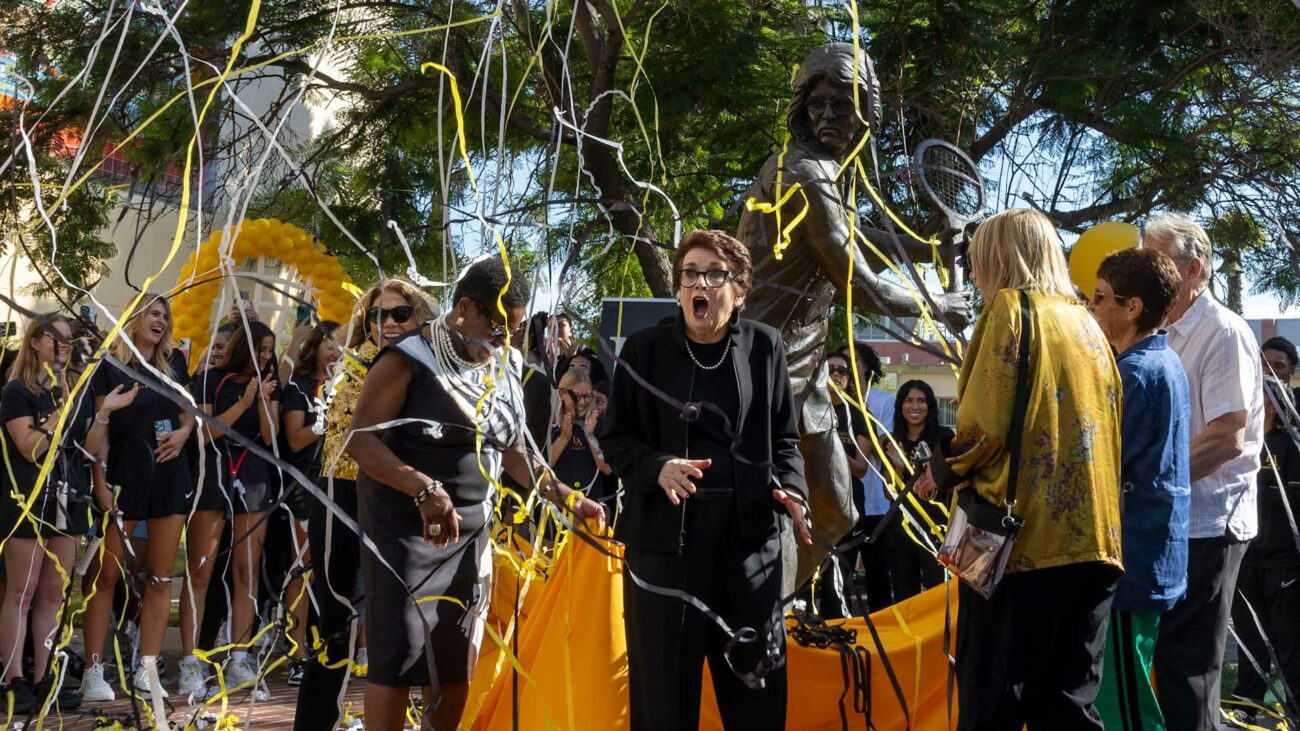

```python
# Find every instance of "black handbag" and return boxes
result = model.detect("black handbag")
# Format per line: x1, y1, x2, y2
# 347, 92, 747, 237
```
936, 290, 1033, 599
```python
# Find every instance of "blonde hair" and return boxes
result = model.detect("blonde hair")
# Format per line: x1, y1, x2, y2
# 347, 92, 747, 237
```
344, 278, 437, 349
110, 292, 175, 373
1143, 212, 1212, 284
555, 368, 593, 420
968, 209, 1078, 299
8, 313, 72, 394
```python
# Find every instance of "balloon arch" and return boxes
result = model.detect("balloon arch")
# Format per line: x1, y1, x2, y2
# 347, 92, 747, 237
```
169, 218, 357, 360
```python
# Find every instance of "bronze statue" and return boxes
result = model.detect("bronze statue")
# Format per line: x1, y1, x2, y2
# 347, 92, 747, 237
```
736, 42, 972, 591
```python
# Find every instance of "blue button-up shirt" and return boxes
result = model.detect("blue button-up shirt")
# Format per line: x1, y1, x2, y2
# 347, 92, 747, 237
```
1114, 332, 1192, 612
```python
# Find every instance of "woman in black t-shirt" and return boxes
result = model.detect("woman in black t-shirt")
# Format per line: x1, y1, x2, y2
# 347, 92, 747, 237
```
183, 321, 280, 688
79, 294, 194, 701
0, 313, 104, 708
279, 320, 340, 677
884, 379, 950, 602
548, 369, 612, 504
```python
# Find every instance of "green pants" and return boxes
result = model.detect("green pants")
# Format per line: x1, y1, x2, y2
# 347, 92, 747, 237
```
1097, 609, 1165, 731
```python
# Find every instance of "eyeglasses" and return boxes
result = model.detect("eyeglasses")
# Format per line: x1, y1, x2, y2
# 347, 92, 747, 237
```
367, 305, 414, 325
473, 300, 524, 341
564, 389, 594, 402
1088, 291, 1130, 307
828, 365, 851, 376
676, 269, 733, 288
806, 95, 857, 117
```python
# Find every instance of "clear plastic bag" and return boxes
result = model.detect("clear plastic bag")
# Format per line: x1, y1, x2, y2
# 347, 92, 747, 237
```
937, 492, 1020, 599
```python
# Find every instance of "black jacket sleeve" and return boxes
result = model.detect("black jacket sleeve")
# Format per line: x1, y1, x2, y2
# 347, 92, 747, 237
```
600, 332, 674, 493
769, 334, 807, 500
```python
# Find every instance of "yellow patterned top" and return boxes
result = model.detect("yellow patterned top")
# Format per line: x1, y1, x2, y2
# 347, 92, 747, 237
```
322, 341, 378, 481
947, 289, 1124, 574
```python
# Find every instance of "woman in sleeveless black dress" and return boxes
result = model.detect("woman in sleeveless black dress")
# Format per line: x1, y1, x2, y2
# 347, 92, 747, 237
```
348, 258, 604, 731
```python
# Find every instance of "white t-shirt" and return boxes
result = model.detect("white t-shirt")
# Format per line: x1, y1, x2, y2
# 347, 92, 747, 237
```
1165, 292, 1263, 540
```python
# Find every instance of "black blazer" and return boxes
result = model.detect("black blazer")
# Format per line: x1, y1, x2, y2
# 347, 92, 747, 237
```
602, 315, 807, 553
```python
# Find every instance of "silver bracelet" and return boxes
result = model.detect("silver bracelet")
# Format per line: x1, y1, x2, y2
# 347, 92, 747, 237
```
413, 480, 443, 507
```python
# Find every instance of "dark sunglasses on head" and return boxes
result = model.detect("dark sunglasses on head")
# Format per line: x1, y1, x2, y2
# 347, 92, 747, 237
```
367, 305, 414, 325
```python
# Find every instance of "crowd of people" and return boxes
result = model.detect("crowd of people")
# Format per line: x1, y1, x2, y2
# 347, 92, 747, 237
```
0, 212, 1295, 731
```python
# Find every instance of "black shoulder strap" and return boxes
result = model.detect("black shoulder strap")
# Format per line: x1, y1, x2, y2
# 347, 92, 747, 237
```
1004, 290, 1034, 506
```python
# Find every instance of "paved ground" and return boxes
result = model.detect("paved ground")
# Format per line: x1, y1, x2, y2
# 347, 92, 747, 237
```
38, 663, 367, 730
7, 627, 372, 730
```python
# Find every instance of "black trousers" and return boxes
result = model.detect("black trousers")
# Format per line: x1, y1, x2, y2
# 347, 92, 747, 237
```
294, 478, 364, 731
956, 562, 1118, 731
883, 509, 945, 605
1154, 535, 1248, 731
1231, 563, 1300, 717
623, 499, 786, 731
818, 515, 893, 618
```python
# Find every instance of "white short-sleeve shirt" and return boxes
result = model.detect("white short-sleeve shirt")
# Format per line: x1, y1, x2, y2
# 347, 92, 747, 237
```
1165, 292, 1263, 540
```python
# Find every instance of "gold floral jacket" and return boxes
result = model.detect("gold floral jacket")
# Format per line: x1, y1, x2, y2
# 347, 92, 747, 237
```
321, 341, 378, 481
945, 289, 1124, 574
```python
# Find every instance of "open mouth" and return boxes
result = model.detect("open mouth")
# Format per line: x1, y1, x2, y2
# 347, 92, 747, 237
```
691, 295, 710, 321
149, 325, 165, 338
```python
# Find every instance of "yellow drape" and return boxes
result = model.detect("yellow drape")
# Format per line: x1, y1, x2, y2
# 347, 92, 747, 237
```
465, 537, 958, 730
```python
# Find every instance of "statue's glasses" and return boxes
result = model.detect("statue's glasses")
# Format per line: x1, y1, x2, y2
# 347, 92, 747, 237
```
806, 95, 857, 117
676, 269, 734, 288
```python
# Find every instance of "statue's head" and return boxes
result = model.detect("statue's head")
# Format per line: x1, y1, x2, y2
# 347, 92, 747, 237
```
787, 42, 881, 154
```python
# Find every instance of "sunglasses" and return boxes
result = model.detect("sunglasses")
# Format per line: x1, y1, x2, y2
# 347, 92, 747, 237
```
473, 300, 524, 341
367, 305, 414, 325
828, 365, 851, 376
564, 389, 594, 402
806, 95, 857, 117
1088, 291, 1130, 307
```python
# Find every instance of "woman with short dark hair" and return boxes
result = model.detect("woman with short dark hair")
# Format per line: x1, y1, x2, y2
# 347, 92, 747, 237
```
347, 257, 603, 730
603, 229, 810, 730
1090, 247, 1191, 730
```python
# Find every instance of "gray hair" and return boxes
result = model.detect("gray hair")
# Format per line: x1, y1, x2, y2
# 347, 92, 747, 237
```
1144, 212, 1213, 284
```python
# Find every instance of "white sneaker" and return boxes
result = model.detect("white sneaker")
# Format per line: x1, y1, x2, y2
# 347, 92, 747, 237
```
133, 663, 169, 698
225, 655, 259, 688
81, 663, 115, 702
177, 656, 208, 698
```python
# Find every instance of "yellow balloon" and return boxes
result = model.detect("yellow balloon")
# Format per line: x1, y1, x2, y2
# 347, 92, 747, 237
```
1069, 221, 1139, 297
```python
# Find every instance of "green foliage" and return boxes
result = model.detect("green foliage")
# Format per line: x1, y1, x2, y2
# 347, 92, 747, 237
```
2, 0, 1297, 311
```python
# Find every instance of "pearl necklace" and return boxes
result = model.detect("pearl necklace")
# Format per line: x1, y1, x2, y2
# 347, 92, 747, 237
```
433, 318, 488, 373
685, 337, 731, 371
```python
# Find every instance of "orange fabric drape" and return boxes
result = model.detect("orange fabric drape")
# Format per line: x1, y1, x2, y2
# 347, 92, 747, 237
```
465, 537, 958, 730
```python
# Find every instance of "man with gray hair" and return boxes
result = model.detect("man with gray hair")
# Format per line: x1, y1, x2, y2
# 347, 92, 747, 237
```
1144, 212, 1264, 730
